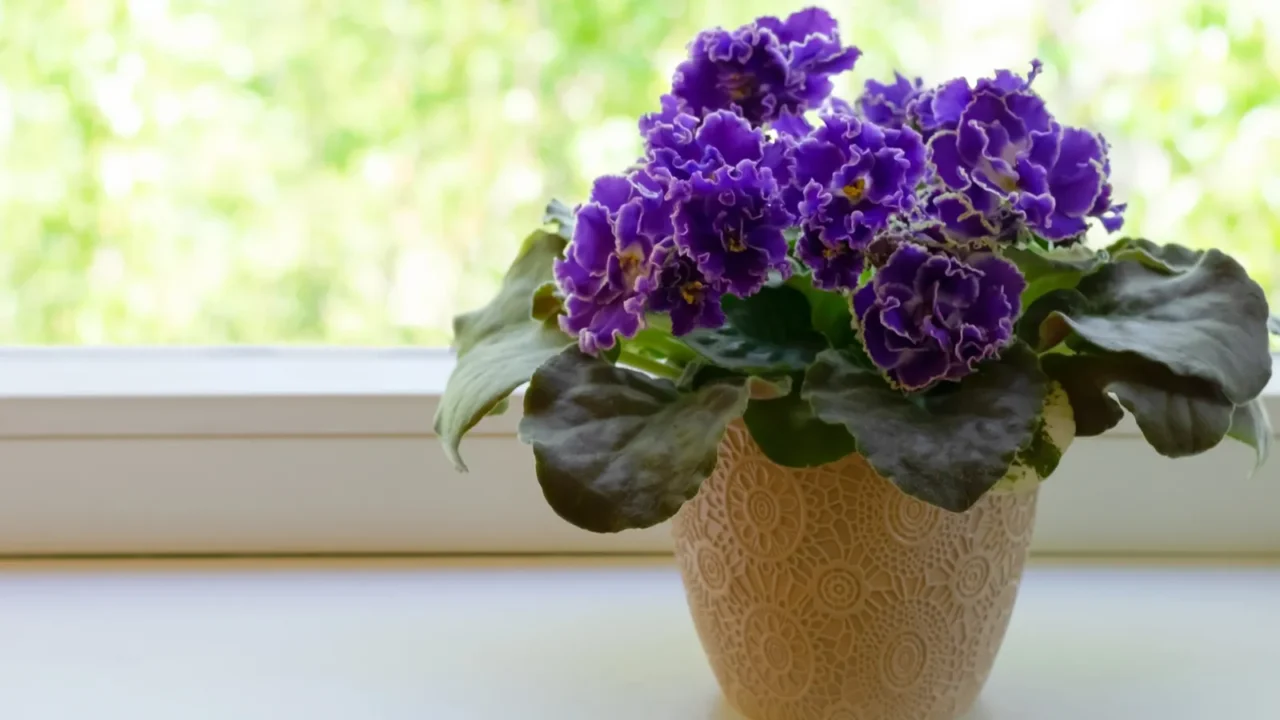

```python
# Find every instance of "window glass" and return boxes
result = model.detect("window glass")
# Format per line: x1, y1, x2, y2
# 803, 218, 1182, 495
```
2, 0, 1275, 344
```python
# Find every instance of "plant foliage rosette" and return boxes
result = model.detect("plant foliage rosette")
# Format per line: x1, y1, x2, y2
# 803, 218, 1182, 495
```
437, 8, 1275, 533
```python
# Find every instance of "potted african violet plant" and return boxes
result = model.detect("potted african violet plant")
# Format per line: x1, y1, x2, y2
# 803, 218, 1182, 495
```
436, 8, 1275, 720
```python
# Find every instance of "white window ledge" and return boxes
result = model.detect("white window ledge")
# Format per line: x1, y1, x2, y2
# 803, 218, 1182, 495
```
0, 557, 1277, 720
0, 348, 1278, 556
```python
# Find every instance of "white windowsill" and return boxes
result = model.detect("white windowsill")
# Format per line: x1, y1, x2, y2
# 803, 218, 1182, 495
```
0, 348, 1277, 556
0, 556, 1277, 720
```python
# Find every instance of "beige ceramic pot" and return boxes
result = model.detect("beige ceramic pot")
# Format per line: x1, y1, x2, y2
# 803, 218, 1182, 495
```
672, 423, 1039, 720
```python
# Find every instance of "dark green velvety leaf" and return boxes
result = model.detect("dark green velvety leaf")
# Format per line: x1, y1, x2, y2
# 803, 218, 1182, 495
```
991, 383, 1076, 493
543, 198, 576, 239
1016, 288, 1087, 350
1005, 244, 1108, 307
676, 363, 789, 398
1042, 249, 1271, 405
1228, 399, 1272, 472
436, 321, 572, 471
519, 347, 750, 533
1040, 354, 1124, 437
1042, 352, 1234, 456
676, 361, 736, 391
786, 274, 856, 348
451, 230, 567, 354
682, 284, 829, 373
743, 378, 857, 468
435, 229, 570, 471
802, 342, 1048, 512
1105, 237, 1203, 274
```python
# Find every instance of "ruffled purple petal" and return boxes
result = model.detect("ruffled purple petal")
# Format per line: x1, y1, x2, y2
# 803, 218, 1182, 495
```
695, 111, 766, 167
638, 240, 726, 336
665, 10, 859, 126
914, 61, 1123, 243
789, 113, 927, 280
670, 161, 792, 298
590, 175, 635, 213
858, 72, 924, 129
854, 243, 1025, 389
893, 348, 951, 391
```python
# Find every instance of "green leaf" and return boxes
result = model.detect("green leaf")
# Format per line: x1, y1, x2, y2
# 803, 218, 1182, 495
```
436, 321, 573, 470
435, 229, 571, 471
1228, 399, 1272, 472
676, 362, 790, 398
519, 347, 750, 533
802, 342, 1049, 512
1005, 244, 1108, 307
743, 377, 858, 467
530, 281, 563, 322
991, 383, 1076, 493
1039, 354, 1124, 437
486, 397, 510, 418
1042, 352, 1234, 456
629, 327, 699, 364
676, 361, 737, 391
786, 274, 856, 348
1016, 288, 1086, 350
1105, 237, 1203, 274
451, 230, 567, 354
1040, 249, 1272, 405
682, 284, 829, 373
543, 198, 576, 239
746, 375, 793, 400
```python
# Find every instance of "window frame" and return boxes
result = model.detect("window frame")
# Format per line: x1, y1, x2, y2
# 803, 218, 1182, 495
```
0, 347, 1277, 557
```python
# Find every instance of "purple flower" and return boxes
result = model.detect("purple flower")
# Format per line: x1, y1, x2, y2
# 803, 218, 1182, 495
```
643, 108, 793, 187
858, 72, 924, 129
772, 107, 814, 139
554, 171, 672, 354
636, 240, 726, 336
790, 112, 928, 290
853, 243, 1025, 390
669, 8, 860, 126
920, 61, 1125, 243
1039, 127, 1127, 238
671, 160, 793, 298
910, 62, 1042, 140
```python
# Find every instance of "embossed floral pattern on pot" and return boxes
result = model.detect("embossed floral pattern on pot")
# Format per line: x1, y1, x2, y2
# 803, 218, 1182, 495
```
673, 423, 1038, 720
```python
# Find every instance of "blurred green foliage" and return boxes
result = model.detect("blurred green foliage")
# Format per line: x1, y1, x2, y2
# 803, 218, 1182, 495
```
0, 0, 1276, 344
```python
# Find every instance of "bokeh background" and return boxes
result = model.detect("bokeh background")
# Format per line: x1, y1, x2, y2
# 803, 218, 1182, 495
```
1, 0, 1276, 345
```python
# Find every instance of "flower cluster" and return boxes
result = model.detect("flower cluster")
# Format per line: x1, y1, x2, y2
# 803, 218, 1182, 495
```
915, 62, 1126, 243
667, 8, 860, 127
853, 243, 1025, 390
558, 109, 799, 352
554, 171, 674, 355
554, 7, 1128, 391
792, 113, 928, 290
557, 10, 858, 353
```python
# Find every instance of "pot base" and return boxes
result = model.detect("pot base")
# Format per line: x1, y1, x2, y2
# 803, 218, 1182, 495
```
672, 424, 1037, 720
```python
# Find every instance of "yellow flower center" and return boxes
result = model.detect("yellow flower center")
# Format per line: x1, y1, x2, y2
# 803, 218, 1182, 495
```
822, 244, 845, 259
723, 72, 755, 101
680, 281, 704, 304
841, 178, 867, 203
725, 226, 747, 252
618, 247, 646, 285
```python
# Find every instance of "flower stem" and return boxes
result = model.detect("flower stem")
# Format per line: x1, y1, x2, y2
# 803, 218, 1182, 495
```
617, 350, 681, 380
